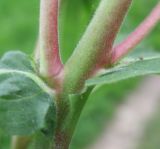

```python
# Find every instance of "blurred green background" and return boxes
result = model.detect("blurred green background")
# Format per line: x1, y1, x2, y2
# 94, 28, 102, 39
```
0, 0, 160, 149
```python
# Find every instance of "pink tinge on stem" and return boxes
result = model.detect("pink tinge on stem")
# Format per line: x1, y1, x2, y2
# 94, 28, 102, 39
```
40, 0, 63, 77
47, 0, 63, 76
112, 2, 160, 64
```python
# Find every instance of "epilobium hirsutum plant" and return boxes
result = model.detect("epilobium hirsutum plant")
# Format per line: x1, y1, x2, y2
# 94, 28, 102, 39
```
0, 0, 160, 149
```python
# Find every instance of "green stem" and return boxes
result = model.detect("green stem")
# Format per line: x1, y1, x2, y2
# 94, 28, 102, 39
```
63, 0, 132, 94
55, 0, 132, 148
65, 87, 93, 138
54, 87, 93, 149
54, 93, 71, 149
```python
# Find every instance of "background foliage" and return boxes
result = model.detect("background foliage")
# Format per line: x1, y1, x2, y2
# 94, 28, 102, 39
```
0, 0, 160, 148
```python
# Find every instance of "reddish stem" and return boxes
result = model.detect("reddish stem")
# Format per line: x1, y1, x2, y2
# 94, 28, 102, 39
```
112, 2, 160, 63
39, 0, 63, 77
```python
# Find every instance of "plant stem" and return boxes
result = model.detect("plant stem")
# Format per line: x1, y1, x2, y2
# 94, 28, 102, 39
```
53, 87, 91, 149
56, 1, 133, 147
54, 131, 70, 149
11, 136, 31, 149
63, 0, 132, 94
65, 88, 93, 139
54, 93, 70, 149
54, 88, 93, 149
112, 2, 160, 63
39, 0, 63, 78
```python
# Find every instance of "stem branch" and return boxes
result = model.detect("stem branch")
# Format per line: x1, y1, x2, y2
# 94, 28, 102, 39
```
39, 0, 63, 77
63, 0, 132, 94
112, 2, 160, 63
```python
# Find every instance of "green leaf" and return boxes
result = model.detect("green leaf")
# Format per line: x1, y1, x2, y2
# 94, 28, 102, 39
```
0, 51, 35, 72
0, 51, 56, 135
86, 55, 160, 86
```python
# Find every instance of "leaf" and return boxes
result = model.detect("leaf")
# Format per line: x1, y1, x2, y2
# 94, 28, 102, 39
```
86, 55, 160, 86
0, 51, 35, 72
0, 51, 56, 135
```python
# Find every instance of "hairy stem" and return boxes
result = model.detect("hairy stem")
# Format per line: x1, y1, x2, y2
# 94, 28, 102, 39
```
54, 0, 133, 147
54, 93, 70, 149
112, 2, 160, 63
65, 88, 93, 140
63, 0, 132, 94
54, 132, 70, 149
39, 0, 63, 78
54, 88, 92, 149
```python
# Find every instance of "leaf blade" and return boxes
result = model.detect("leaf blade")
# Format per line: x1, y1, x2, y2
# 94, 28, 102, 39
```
0, 71, 55, 135
86, 56, 160, 86
0, 51, 34, 72
0, 51, 56, 135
